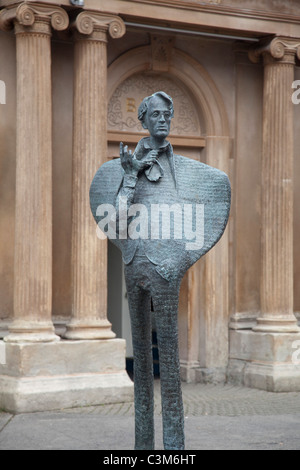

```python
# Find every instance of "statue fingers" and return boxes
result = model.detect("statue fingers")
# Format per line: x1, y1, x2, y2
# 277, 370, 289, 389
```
120, 142, 125, 159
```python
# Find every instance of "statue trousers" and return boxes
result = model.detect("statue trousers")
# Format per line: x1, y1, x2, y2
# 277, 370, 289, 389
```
124, 253, 185, 450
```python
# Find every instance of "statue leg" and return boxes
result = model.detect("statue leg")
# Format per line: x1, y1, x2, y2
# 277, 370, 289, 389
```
152, 280, 185, 450
125, 276, 154, 450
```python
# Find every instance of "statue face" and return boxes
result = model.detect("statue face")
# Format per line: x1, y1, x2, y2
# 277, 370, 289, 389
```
144, 95, 172, 140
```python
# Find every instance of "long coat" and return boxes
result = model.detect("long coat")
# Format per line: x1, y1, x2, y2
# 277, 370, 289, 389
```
90, 147, 231, 281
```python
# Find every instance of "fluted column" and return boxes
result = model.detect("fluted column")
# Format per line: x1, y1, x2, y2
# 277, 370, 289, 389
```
250, 37, 300, 333
65, 12, 125, 339
0, 3, 69, 342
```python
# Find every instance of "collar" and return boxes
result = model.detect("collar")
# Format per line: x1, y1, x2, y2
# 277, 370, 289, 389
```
143, 138, 171, 153
136, 137, 177, 187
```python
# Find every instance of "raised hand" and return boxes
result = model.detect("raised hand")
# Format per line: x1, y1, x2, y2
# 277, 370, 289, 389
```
120, 142, 157, 177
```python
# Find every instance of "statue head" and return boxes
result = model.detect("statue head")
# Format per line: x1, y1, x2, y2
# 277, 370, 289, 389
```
138, 91, 174, 141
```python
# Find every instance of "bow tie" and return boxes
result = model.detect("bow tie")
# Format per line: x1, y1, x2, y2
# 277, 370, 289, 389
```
133, 138, 171, 182
144, 148, 165, 182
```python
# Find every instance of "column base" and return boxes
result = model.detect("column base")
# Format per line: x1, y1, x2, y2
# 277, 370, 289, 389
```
229, 329, 300, 392
0, 338, 133, 413
4, 320, 60, 343
180, 360, 226, 384
229, 312, 258, 330
180, 360, 200, 383
253, 316, 300, 333
244, 362, 300, 392
64, 319, 116, 340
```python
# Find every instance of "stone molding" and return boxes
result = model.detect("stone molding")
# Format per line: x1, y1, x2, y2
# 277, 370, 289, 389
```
249, 36, 300, 64
0, 2, 69, 32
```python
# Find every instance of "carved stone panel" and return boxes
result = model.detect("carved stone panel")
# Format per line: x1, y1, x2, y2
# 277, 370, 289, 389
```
108, 72, 201, 136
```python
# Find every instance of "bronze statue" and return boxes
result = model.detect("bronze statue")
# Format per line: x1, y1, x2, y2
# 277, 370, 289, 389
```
90, 92, 231, 450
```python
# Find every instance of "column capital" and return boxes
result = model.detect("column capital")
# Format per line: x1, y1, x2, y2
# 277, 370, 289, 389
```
249, 36, 300, 64
0, 2, 69, 33
73, 10, 126, 40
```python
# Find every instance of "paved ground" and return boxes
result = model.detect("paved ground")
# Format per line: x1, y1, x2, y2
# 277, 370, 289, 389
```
1, 381, 300, 450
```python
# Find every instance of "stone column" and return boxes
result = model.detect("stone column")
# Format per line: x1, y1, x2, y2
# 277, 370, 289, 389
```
229, 38, 300, 390
250, 37, 300, 333
0, 3, 69, 342
65, 12, 126, 339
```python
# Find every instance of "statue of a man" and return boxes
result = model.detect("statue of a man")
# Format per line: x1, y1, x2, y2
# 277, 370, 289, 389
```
90, 92, 231, 450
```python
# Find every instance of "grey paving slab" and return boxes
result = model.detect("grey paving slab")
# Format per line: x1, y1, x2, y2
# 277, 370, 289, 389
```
1, 383, 300, 450
1, 412, 300, 450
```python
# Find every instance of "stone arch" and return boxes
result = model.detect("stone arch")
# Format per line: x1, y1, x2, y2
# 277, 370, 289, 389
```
107, 45, 229, 138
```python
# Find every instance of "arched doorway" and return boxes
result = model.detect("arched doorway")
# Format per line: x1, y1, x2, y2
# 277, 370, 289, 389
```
106, 44, 230, 382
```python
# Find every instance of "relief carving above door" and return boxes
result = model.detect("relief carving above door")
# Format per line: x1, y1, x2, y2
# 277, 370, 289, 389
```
108, 72, 201, 137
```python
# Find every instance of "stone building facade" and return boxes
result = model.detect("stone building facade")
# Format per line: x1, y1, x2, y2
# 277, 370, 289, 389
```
0, 0, 300, 413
